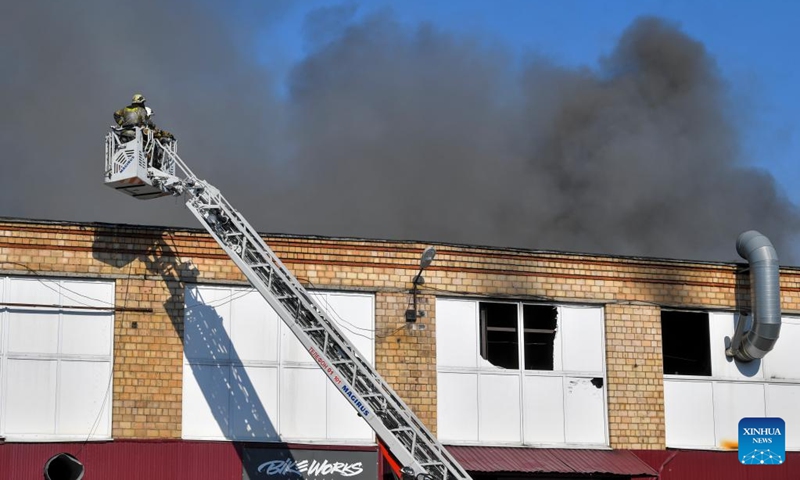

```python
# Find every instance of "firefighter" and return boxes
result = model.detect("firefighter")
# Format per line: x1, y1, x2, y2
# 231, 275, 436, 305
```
114, 93, 155, 130
143, 106, 175, 142
113, 93, 170, 167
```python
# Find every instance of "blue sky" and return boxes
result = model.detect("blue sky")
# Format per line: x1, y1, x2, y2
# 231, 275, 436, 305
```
252, 0, 800, 204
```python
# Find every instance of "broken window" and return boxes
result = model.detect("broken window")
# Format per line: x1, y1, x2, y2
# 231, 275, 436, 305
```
661, 310, 712, 376
479, 302, 558, 371
523, 305, 558, 371
479, 302, 519, 369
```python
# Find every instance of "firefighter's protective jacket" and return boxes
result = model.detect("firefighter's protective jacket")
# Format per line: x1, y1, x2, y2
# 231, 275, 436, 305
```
113, 105, 155, 129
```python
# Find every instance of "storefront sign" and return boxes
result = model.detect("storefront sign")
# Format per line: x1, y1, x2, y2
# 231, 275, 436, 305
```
243, 447, 378, 480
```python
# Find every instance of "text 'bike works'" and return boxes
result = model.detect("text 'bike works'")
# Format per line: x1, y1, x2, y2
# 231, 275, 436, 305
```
257, 459, 364, 477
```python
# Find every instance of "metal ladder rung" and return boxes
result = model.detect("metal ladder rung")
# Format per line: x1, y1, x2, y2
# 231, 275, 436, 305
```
302, 326, 326, 333
248, 262, 274, 268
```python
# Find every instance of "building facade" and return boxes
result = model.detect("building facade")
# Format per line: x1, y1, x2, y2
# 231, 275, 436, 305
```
0, 217, 799, 479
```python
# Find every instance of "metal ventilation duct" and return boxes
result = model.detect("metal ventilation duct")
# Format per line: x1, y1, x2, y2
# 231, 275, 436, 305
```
728, 231, 782, 362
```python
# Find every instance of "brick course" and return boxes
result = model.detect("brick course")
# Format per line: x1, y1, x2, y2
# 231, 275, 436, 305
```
2, 219, 800, 447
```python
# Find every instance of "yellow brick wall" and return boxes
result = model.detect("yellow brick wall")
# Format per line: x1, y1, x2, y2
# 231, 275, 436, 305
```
2, 219, 800, 448
605, 304, 665, 449
374, 292, 437, 434
113, 277, 183, 438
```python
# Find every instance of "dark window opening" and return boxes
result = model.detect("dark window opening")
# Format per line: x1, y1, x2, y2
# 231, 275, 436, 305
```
661, 310, 712, 376
479, 302, 519, 369
523, 304, 558, 370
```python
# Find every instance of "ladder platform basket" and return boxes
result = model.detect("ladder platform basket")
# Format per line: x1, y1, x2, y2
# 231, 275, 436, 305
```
104, 127, 177, 200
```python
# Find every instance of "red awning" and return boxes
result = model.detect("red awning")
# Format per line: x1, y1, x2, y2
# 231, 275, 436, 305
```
446, 446, 658, 477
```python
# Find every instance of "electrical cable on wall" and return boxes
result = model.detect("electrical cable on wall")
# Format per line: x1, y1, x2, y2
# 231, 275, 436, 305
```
1, 260, 117, 308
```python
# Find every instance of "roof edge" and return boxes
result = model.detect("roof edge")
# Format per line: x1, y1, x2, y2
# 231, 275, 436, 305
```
0, 215, 774, 269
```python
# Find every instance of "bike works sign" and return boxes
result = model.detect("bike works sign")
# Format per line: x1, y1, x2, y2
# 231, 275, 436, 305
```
242, 447, 378, 480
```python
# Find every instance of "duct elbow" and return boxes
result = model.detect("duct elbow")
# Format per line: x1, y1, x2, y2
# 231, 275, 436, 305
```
732, 231, 781, 362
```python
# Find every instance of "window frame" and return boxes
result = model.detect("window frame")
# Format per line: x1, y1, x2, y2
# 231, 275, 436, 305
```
437, 298, 609, 447
479, 301, 520, 369
0, 276, 115, 441
479, 301, 561, 372
660, 309, 713, 377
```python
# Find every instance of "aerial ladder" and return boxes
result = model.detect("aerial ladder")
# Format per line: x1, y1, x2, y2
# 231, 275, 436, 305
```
104, 126, 472, 480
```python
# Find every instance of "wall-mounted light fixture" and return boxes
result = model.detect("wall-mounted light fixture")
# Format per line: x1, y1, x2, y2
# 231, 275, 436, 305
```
406, 247, 436, 323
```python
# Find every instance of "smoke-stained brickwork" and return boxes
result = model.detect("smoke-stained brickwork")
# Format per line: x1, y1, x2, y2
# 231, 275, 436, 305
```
2, 218, 800, 448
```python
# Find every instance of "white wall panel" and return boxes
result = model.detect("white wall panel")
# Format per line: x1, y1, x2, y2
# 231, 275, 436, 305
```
478, 373, 521, 443
564, 377, 606, 444
560, 307, 603, 374
183, 286, 374, 443
552, 327, 563, 372
5, 359, 57, 434
181, 363, 230, 439
281, 292, 375, 366
230, 365, 280, 440
713, 382, 766, 448
764, 318, 800, 381
8, 277, 59, 305
7, 310, 59, 354
62, 313, 113, 356
60, 280, 114, 308
709, 312, 764, 380
436, 300, 478, 368
184, 286, 232, 362
523, 375, 564, 444
281, 323, 315, 365
57, 360, 111, 436
1, 277, 114, 440
664, 380, 715, 447
280, 367, 327, 439
437, 372, 479, 442
326, 381, 373, 441
323, 293, 375, 362
766, 384, 800, 450
230, 291, 279, 363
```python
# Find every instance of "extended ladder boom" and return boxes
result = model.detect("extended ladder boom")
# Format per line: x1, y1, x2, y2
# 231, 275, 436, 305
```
129, 131, 470, 480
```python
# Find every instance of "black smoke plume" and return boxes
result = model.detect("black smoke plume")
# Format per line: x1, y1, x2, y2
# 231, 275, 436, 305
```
2, 3, 798, 262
